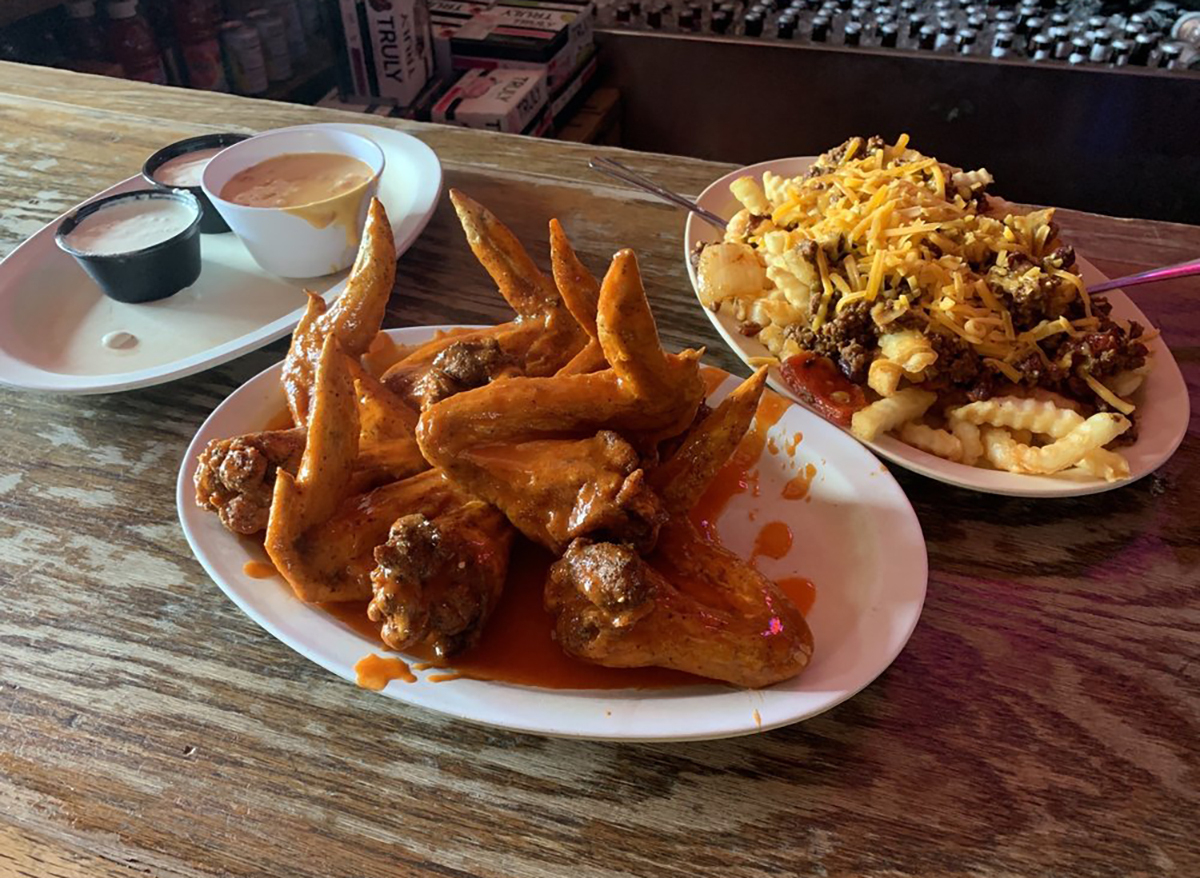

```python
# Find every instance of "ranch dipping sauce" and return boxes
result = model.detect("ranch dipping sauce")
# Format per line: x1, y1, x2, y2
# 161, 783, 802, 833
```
65, 197, 198, 255
220, 152, 375, 208
153, 147, 225, 187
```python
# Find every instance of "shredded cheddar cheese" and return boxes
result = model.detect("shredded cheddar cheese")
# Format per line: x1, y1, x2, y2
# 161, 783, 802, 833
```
709, 135, 1154, 425
1081, 371, 1136, 415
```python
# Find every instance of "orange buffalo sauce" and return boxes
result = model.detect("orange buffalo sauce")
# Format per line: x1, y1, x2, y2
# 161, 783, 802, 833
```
751, 520, 793, 562
782, 463, 818, 501
321, 541, 705, 690
362, 333, 407, 378
243, 560, 279, 579
700, 364, 728, 396
221, 152, 374, 208
312, 380, 818, 690
263, 405, 294, 432
319, 600, 381, 642
354, 654, 415, 689
776, 576, 817, 616
689, 390, 790, 542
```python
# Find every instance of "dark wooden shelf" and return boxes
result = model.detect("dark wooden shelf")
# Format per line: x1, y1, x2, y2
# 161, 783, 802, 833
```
0, 0, 60, 28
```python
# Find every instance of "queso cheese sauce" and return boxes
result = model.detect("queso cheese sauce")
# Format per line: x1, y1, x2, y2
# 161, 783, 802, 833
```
220, 152, 374, 208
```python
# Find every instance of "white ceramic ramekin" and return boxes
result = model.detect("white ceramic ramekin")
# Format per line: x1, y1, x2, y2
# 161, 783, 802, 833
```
202, 126, 385, 278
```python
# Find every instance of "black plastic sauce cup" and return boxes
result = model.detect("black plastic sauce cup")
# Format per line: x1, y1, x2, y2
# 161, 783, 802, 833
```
142, 132, 250, 234
55, 189, 203, 304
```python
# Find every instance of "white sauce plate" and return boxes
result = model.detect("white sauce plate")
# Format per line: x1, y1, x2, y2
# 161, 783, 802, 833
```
0, 123, 441, 394
177, 326, 928, 742
685, 157, 1190, 498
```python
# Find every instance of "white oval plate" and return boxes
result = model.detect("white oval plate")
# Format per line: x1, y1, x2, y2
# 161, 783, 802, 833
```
685, 157, 1190, 498
0, 123, 440, 395
177, 326, 928, 741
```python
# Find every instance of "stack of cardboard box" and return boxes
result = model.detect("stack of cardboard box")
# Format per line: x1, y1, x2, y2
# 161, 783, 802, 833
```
327, 0, 598, 137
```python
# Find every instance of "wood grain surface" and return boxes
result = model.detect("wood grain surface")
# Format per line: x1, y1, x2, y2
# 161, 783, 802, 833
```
0, 62, 1198, 878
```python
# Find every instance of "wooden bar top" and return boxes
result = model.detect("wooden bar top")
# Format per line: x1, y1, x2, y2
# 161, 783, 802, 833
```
0, 62, 1197, 878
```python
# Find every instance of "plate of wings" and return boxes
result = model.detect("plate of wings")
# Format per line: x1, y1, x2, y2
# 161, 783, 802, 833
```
178, 192, 928, 741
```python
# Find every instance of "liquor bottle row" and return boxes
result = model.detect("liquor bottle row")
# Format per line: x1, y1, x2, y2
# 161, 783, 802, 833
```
598, 0, 1200, 71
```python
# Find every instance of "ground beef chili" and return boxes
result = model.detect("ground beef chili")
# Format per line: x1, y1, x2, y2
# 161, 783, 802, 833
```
787, 299, 877, 383
1056, 318, 1148, 381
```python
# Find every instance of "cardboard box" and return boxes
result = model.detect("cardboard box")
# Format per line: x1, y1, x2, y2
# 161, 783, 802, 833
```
496, 0, 593, 74
449, 1, 592, 92
548, 46, 596, 125
430, 0, 493, 80
334, 0, 434, 106
432, 68, 548, 133
318, 76, 448, 120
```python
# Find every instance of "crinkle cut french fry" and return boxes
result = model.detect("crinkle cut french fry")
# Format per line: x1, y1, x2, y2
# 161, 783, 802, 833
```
1073, 448, 1131, 482
950, 396, 1084, 439
982, 414, 1130, 475
851, 388, 937, 442
868, 358, 904, 397
950, 419, 984, 467
898, 422, 962, 461
731, 175, 771, 215
879, 330, 937, 375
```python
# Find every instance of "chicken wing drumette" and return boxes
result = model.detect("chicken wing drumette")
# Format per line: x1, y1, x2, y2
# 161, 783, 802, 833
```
368, 501, 514, 658
544, 368, 814, 688
194, 428, 306, 534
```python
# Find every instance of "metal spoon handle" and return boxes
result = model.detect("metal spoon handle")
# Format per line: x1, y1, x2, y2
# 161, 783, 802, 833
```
589, 156, 729, 232
1088, 256, 1200, 293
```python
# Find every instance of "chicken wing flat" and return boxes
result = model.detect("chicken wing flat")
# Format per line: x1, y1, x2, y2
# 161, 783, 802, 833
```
282, 198, 396, 426
546, 520, 813, 688
449, 431, 665, 554
345, 359, 429, 487
549, 218, 606, 376
383, 332, 525, 410
416, 249, 704, 554
369, 500, 514, 658
418, 250, 705, 451
649, 367, 768, 514
381, 199, 622, 409
379, 192, 589, 411
194, 427, 306, 535
193, 368, 425, 537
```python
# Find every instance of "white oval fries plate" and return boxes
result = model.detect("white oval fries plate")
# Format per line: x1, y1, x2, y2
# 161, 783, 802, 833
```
177, 326, 928, 741
0, 123, 440, 394
685, 157, 1190, 498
